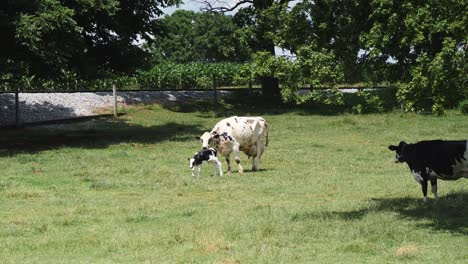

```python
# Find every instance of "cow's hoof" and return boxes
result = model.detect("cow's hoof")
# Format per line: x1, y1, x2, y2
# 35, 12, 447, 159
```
252, 166, 259, 171
238, 170, 244, 175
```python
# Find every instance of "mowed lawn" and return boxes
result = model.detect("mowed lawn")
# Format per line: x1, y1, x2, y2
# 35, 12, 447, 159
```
1, 101, 467, 263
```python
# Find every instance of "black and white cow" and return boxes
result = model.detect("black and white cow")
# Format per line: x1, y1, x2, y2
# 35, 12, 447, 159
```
388, 140, 468, 202
199, 116, 269, 175
188, 148, 223, 178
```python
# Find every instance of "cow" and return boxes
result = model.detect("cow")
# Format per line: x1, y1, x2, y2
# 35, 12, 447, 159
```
388, 140, 468, 202
199, 116, 269, 175
188, 148, 223, 178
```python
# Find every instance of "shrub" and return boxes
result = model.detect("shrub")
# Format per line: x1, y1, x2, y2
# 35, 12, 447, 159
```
460, 100, 468, 115
352, 90, 384, 114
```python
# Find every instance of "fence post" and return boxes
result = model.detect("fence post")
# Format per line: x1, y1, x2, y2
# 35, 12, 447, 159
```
212, 74, 217, 103
15, 86, 20, 127
113, 84, 117, 117
248, 80, 253, 96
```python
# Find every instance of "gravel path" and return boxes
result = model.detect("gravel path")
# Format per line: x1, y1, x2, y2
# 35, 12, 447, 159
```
0, 90, 231, 126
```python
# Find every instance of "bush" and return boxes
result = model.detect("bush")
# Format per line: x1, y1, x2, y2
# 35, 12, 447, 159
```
460, 100, 468, 115
351, 90, 384, 114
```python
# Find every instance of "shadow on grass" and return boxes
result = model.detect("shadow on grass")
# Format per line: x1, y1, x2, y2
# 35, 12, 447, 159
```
159, 88, 399, 117
0, 116, 204, 157
158, 90, 348, 117
293, 191, 468, 235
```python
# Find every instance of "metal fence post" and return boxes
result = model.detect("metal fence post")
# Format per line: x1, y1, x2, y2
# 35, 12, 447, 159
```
113, 84, 117, 117
248, 80, 253, 96
212, 74, 217, 103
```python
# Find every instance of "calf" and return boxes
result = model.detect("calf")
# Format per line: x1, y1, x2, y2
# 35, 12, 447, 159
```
388, 140, 468, 202
188, 148, 223, 178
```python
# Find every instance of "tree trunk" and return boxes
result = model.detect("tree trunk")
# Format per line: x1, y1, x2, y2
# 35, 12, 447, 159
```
257, 23, 281, 100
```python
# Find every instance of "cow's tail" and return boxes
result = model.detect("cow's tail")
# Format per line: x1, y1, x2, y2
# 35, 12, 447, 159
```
264, 122, 269, 147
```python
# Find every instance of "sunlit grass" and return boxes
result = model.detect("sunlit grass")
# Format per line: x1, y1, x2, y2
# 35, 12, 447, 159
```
1, 103, 467, 263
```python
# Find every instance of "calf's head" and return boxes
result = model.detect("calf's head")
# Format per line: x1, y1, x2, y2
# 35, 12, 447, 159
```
388, 141, 408, 163
188, 154, 197, 169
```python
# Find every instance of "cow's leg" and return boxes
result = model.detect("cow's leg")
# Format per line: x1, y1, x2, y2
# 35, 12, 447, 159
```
233, 143, 243, 175
225, 155, 232, 173
252, 141, 262, 171
430, 178, 438, 201
421, 178, 428, 203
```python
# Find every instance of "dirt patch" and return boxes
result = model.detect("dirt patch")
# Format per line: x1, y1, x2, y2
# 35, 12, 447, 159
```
395, 245, 419, 257
197, 238, 230, 255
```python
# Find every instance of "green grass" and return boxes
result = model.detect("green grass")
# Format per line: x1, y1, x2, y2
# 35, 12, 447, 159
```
1, 99, 467, 263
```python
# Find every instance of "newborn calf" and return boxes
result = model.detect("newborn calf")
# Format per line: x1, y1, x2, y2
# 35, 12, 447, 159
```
188, 148, 223, 178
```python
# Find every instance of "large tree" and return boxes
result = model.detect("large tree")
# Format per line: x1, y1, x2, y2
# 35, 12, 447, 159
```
150, 10, 251, 63
202, 0, 293, 99
361, 0, 467, 113
0, 0, 179, 79
278, 0, 372, 83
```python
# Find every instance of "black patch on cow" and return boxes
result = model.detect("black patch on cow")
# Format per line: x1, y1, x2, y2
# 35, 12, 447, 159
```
389, 140, 467, 179
235, 118, 238, 123
221, 132, 233, 141
191, 148, 217, 167
226, 122, 231, 126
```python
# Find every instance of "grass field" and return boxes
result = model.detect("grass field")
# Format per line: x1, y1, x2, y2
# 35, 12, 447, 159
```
1, 97, 467, 263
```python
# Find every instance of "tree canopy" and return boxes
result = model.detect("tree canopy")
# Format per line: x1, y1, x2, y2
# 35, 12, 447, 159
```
0, 0, 179, 79
149, 10, 251, 63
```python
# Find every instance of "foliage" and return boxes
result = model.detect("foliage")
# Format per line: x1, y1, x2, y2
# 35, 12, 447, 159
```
249, 50, 345, 105
395, 39, 466, 115
0, 62, 250, 91
0, 0, 180, 79
460, 100, 468, 115
361, 0, 467, 114
279, 0, 372, 82
150, 10, 251, 63
138, 62, 248, 89
351, 90, 385, 114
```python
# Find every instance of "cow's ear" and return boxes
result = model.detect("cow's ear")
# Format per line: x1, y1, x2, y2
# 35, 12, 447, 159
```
399, 141, 407, 146
388, 145, 397, 151
195, 136, 201, 141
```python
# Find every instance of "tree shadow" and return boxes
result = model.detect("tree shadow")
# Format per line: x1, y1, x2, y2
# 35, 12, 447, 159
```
0, 116, 204, 157
159, 89, 398, 117
293, 192, 468, 235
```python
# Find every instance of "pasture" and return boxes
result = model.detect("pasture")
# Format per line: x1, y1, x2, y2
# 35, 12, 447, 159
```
1, 99, 467, 263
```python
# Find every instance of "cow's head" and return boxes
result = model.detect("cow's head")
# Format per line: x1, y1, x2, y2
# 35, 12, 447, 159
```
388, 141, 408, 163
198, 132, 219, 149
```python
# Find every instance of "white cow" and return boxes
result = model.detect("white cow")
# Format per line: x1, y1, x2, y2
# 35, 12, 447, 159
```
199, 116, 269, 174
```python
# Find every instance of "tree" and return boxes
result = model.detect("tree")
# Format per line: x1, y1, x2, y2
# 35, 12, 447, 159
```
361, 0, 467, 114
202, 0, 294, 100
277, 0, 372, 83
0, 0, 179, 80
149, 10, 251, 63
